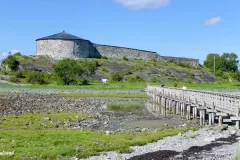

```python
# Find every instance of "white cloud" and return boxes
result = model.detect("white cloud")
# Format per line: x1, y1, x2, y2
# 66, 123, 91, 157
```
205, 16, 222, 26
0, 49, 20, 57
114, 0, 171, 9
10, 49, 20, 54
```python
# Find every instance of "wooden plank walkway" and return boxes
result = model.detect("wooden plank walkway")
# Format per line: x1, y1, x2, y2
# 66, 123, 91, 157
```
147, 85, 240, 129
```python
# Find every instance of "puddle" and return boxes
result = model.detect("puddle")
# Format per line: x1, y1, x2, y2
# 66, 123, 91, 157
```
123, 119, 181, 129
100, 100, 184, 129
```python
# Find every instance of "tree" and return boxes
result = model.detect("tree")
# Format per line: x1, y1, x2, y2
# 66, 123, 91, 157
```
204, 53, 239, 73
54, 59, 82, 85
221, 53, 239, 72
203, 53, 221, 71
5, 55, 19, 71
54, 59, 97, 85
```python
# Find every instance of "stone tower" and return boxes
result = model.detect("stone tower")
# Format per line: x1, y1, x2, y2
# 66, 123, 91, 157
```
36, 31, 101, 59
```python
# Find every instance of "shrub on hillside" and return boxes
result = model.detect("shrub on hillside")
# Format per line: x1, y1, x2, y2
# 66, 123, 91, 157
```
14, 52, 22, 56
215, 70, 223, 77
130, 65, 143, 72
188, 72, 194, 80
14, 70, 26, 78
5, 55, 19, 71
9, 76, 20, 83
110, 72, 124, 82
161, 71, 168, 77
222, 72, 229, 79
127, 75, 145, 82
1, 70, 9, 75
101, 56, 108, 60
177, 62, 192, 68
123, 56, 128, 61
54, 58, 97, 85
173, 81, 179, 87
26, 71, 49, 85
230, 72, 240, 81
150, 76, 161, 83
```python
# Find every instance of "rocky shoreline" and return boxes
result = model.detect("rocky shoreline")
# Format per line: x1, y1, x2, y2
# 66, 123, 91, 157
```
0, 93, 188, 131
80, 126, 240, 160
1, 92, 238, 159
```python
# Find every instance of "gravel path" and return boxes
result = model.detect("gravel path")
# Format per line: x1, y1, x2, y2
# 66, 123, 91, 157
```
80, 126, 240, 160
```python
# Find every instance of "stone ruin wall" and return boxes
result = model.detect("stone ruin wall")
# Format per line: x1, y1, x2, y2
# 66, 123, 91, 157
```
94, 44, 199, 66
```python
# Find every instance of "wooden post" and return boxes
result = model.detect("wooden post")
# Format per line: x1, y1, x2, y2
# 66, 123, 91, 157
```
200, 110, 203, 126
202, 110, 205, 125
164, 98, 167, 117
182, 103, 186, 117
211, 113, 215, 126
173, 101, 176, 114
219, 115, 222, 126
209, 113, 212, 126
193, 107, 197, 119
187, 104, 191, 120
236, 100, 239, 130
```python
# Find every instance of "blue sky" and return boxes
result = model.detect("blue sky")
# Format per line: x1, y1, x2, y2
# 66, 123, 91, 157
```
0, 0, 239, 63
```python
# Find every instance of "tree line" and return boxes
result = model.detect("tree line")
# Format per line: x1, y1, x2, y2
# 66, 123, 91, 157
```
204, 53, 240, 81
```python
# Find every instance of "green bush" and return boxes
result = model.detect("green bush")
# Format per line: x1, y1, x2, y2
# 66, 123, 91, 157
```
150, 76, 161, 83
5, 55, 19, 71
127, 75, 145, 82
14, 52, 22, 56
101, 67, 108, 73
1, 70, 9, 75
161, 71, 168, 77
101, 56, 108, 60
222, 72, 229, 79
110, 72, 124, 82
26, 71, 49, 85
130, 65, 143, 72
215, 70, 223, 77
229, 72, 240, 81
173, 81, 179, 87
177, 62, 192, 68
188, 72, 194, 80
9, 76, 20, 83
81, 79, 89, 85
54, 59, 96, 85
123, 56, 128, 61
14, 70, 26, 78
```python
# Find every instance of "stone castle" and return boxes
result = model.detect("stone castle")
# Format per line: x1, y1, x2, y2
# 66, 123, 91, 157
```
36, 31, 199, 66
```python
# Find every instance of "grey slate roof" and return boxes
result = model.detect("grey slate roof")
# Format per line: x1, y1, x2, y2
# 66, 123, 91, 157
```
36, 31, 86, 41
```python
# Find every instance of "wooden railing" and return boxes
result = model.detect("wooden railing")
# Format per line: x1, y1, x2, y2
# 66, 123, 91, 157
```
147, 86, 240, 116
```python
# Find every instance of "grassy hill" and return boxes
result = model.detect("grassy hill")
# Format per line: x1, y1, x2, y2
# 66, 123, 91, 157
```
1, 54, 239, 90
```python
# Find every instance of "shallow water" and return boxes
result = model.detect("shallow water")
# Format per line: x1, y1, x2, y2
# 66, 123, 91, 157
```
102, 100, 184, 130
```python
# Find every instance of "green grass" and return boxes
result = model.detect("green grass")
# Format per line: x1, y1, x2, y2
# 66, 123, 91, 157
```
1, 79, 240, 93
58, 93, 148, 98
0, 111, 93, 130
108, 101, 145, 112
0, 127, 195, 160
0, 111, 196, 159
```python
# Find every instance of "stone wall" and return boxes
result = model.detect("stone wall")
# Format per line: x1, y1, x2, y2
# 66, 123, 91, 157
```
160, 56, 199, 66
36, 39, 101, 59
94, 44, 162, 61
94, 44, 199, 66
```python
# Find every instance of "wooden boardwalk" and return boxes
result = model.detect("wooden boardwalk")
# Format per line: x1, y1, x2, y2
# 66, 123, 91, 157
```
147, 85, 240, 129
